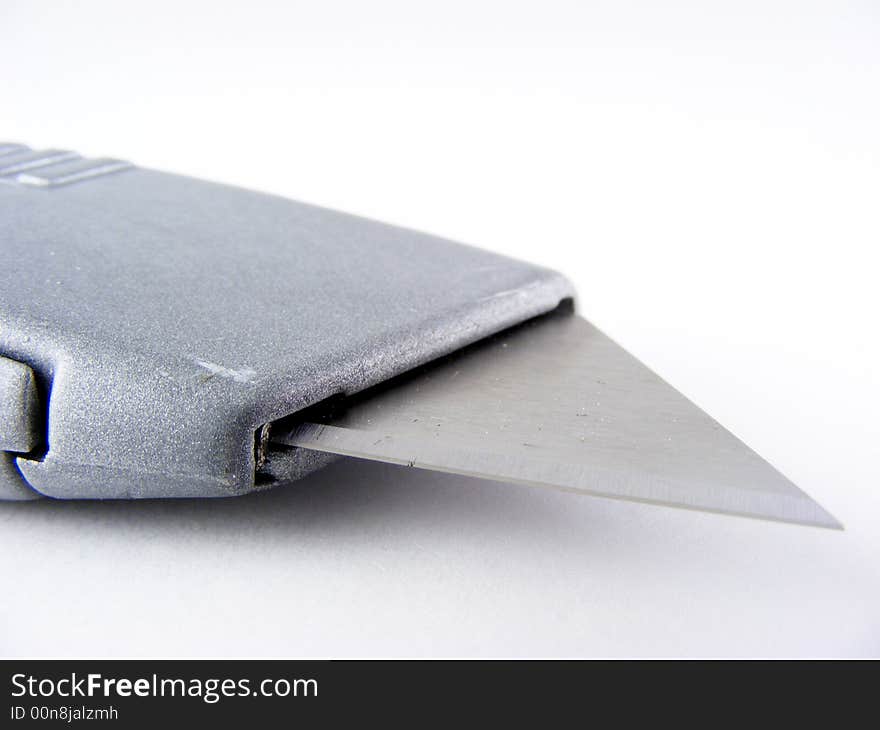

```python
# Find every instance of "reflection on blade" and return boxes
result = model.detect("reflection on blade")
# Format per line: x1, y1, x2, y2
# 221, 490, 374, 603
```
273, 310, 841, 529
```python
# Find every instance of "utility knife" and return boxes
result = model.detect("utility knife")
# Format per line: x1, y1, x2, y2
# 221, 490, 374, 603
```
0, 143, 840, 528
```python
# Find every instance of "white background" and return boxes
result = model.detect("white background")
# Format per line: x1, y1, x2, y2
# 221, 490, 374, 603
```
1, 0, 878, 657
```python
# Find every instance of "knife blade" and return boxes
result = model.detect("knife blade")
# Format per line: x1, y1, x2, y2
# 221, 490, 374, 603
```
273, 308, 841, 529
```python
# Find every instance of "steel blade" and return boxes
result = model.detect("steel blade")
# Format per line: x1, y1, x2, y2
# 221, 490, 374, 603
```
273, 310, 841, 529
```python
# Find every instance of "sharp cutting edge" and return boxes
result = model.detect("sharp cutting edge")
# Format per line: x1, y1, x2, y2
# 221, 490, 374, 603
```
273, 310, 841, 529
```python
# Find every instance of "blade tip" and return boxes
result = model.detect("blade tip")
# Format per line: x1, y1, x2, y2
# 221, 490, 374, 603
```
808, 507, 844, 531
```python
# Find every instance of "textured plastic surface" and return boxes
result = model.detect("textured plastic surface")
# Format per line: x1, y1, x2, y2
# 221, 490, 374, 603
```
0, 144, 572, 499
0, 453, 40, 500
0, 355, 40, 453
0, 355, 42, 499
